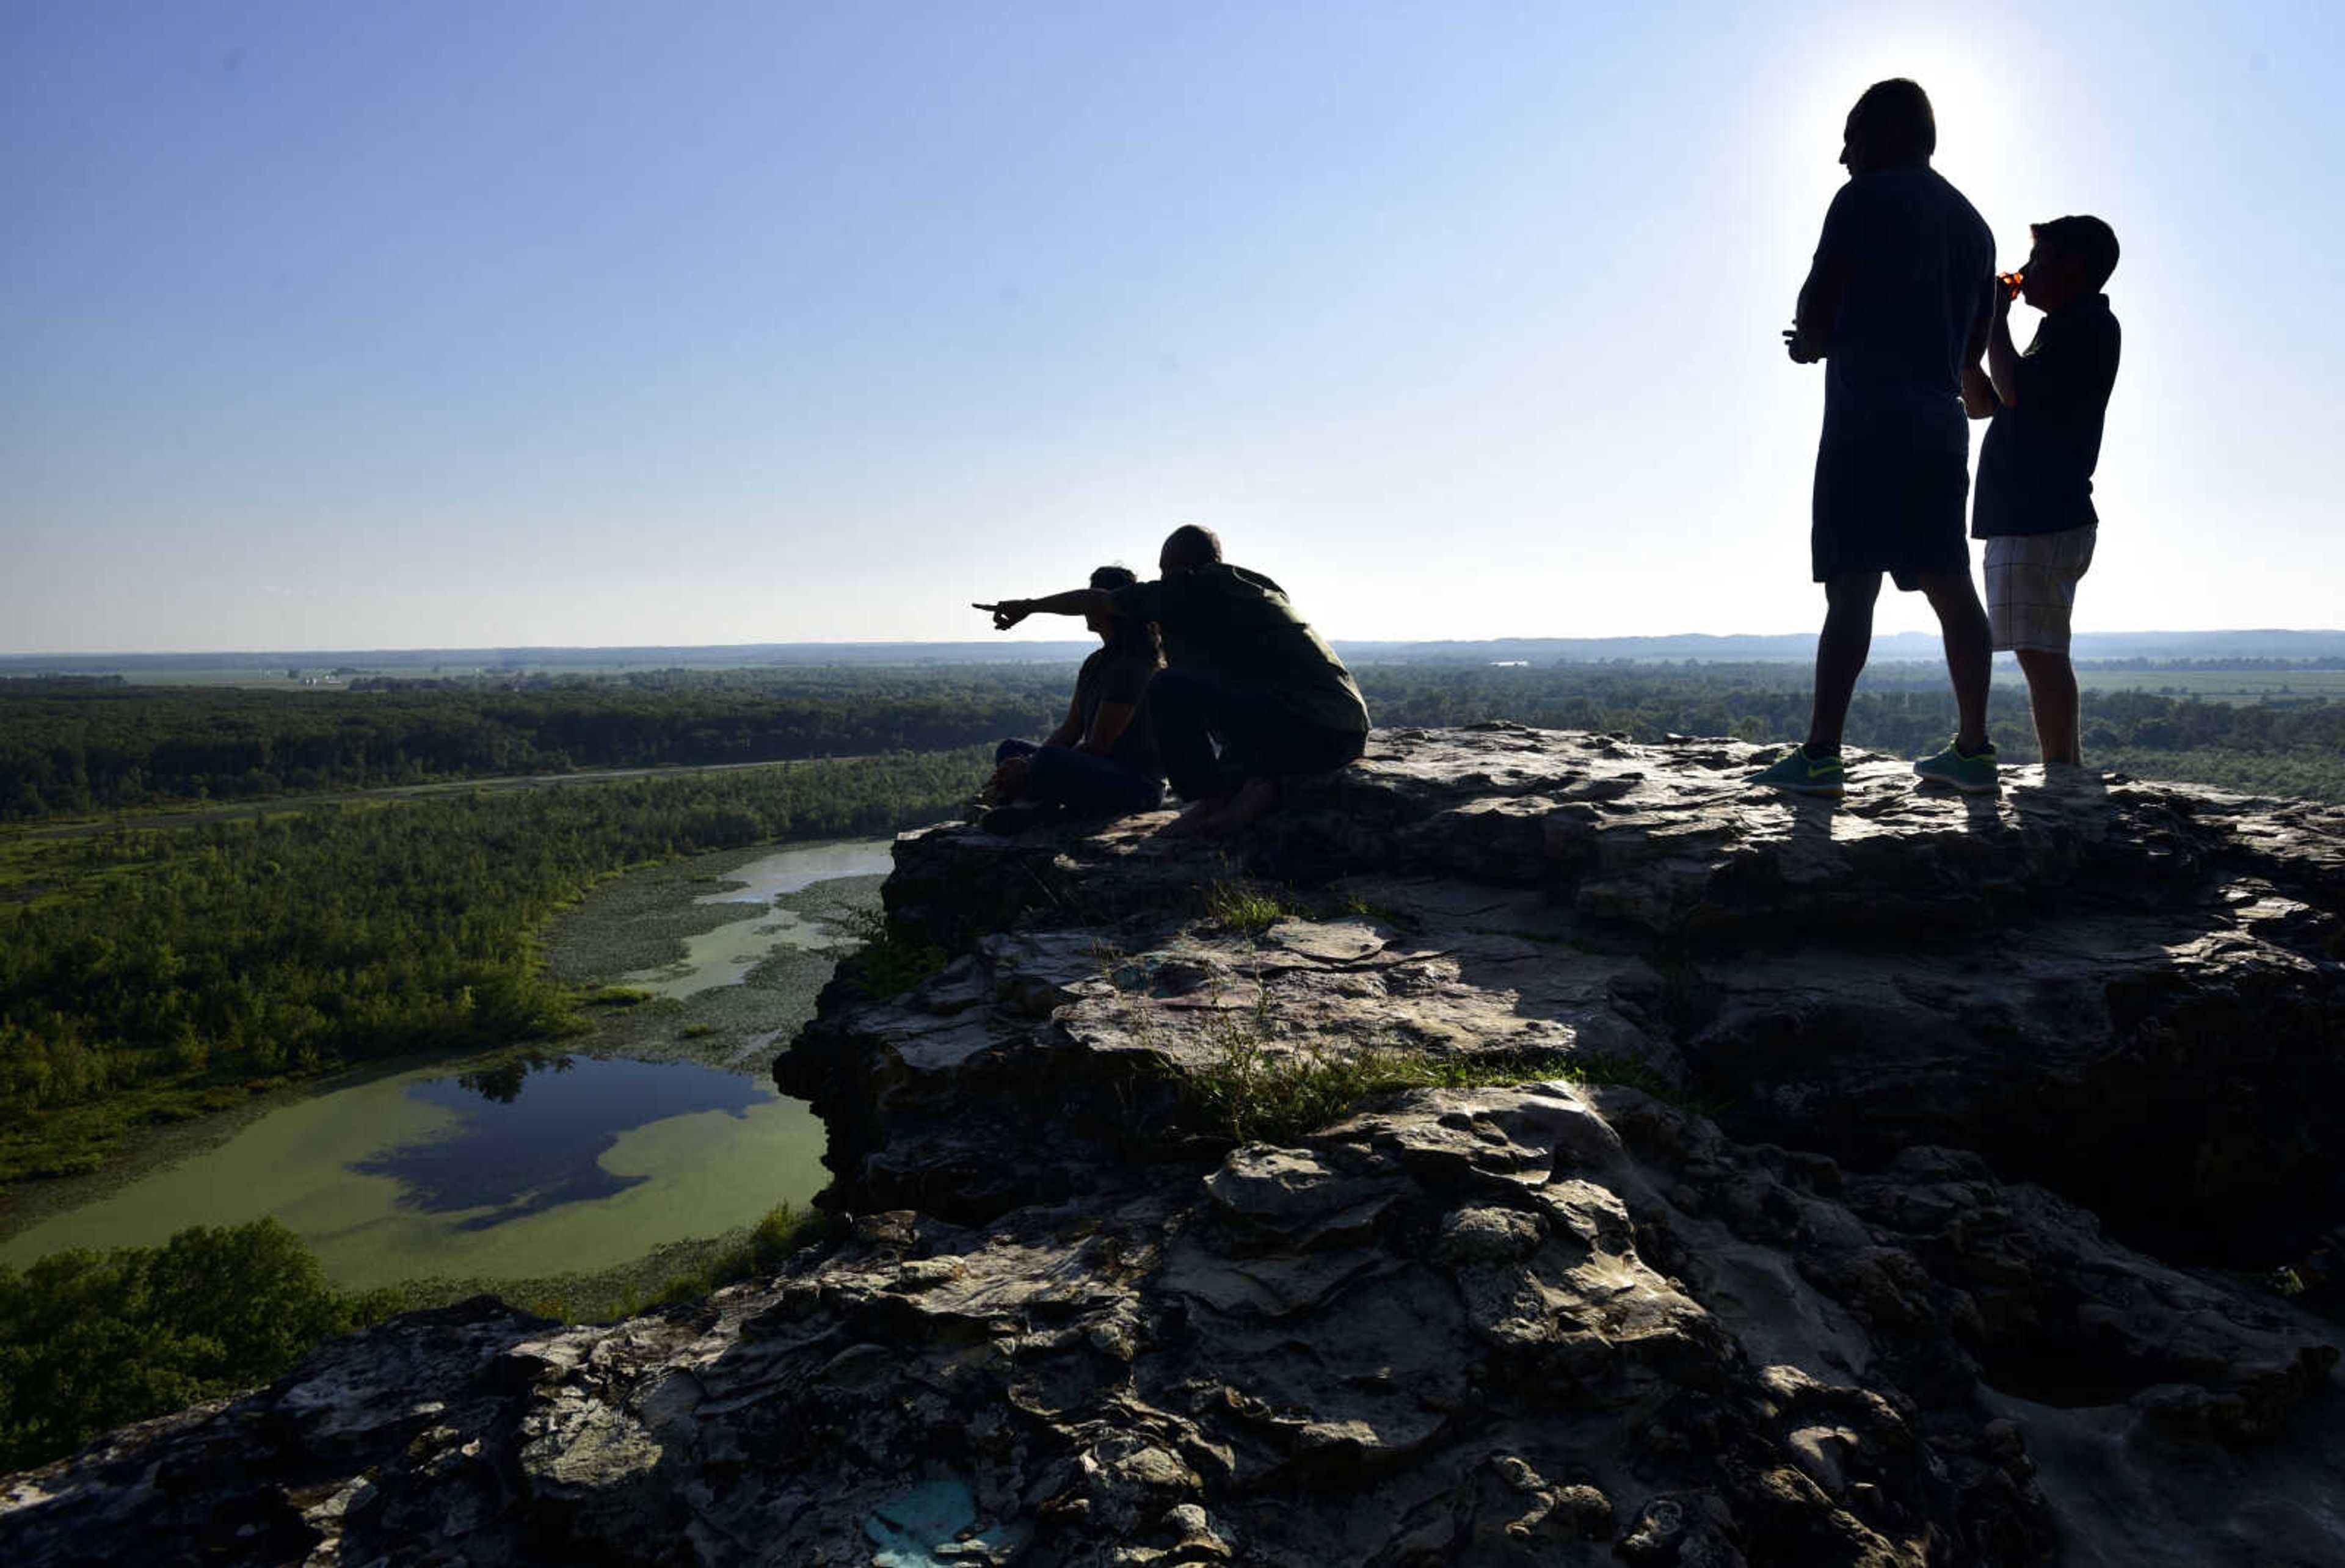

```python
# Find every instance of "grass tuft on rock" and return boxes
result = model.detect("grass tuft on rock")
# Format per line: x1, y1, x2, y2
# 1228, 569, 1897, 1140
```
1202, 880, 1295, 935
1188, 1032, 1659, 1147
1133, 976, 1673, 1147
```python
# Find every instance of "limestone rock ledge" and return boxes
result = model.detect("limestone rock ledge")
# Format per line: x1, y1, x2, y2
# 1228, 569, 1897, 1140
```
6, 727, 2343, 1567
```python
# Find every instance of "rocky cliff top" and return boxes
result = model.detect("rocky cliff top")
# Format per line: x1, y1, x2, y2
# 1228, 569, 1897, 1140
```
7, 727, 2343, 1567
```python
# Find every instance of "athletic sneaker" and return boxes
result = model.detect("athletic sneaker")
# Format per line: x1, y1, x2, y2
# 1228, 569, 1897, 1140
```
1751, 746, 1846, 796
1913, 739, 1999, 793
2037, 762, 2095, 794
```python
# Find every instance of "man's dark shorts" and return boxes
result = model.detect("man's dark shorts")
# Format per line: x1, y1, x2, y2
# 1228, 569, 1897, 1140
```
1811, 441, 1971, 590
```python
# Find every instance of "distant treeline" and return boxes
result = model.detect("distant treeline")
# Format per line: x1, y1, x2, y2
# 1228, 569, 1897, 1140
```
0, 670, 1051, 818
0, 750, 985, 1181
4, 662, 2342, 822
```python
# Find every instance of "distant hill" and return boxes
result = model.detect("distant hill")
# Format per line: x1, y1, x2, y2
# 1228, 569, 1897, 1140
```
5, 629, 2344, 677
0, 642, 1103, 677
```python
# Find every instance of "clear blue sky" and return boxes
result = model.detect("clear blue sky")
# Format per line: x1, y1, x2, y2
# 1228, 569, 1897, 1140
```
5, 0, 2337, 652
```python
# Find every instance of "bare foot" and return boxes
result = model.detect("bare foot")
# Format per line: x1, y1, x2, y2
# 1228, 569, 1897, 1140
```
1153, 795, 1235, 839
1154, 779, 1282, 840
1206, 776, 1282, 836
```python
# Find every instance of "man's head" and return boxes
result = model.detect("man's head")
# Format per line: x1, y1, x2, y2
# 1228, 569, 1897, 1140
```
2020, 216, 2120, 311
1158, 524, 1223, 574
1841, 79, 1935, 176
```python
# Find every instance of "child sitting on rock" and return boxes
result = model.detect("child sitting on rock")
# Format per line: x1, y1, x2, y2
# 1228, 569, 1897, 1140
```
982, 565, 1166, 833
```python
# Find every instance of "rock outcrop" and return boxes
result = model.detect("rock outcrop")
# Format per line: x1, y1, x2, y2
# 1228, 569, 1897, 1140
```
7, 727, 2342, 1566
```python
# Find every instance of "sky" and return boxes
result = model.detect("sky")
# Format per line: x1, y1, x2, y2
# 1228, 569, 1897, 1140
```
5, 0, 2339, 653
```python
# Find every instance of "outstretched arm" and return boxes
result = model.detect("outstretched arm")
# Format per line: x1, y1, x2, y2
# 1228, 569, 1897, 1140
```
972, 589, 1113, 630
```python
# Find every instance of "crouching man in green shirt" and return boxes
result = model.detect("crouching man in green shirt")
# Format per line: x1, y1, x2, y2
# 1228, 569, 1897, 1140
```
978, 524, 1370, 838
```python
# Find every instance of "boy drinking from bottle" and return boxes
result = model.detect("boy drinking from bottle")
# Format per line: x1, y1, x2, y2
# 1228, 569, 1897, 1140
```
1963, 216, 2123, 771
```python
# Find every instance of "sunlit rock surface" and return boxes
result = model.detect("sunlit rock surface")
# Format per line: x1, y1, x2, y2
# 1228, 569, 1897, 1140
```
7, 725, 2342, 1566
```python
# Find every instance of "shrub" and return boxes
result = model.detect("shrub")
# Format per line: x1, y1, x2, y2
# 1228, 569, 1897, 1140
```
842, 910, 947, 997
0, 1219, 400, 1473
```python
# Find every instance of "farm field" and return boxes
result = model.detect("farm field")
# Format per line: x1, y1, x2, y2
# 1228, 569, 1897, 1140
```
2059, 666, 2345, 703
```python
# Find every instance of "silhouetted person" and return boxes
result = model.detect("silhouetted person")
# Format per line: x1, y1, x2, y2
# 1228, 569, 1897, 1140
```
1963, 217, 2122, 772
984, 565, 1166, 830
977, 525, 1369, 838
1756, 78, 2001, 797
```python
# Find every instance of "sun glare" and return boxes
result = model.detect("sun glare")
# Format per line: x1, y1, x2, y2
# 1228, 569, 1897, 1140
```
1766, 27, 2029, 267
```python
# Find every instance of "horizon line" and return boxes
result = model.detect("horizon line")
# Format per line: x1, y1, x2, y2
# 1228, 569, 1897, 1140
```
5, 627, 2344, 662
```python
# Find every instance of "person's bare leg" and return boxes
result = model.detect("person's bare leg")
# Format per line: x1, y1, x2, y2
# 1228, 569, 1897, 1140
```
1806, 572, 1881, 752
1155, 795, 1236, 839
2015, 647, 2081, 766
1916, 570, 1993, 753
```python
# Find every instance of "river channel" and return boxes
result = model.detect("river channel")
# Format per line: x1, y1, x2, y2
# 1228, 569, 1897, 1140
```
0, 838, 894, 1291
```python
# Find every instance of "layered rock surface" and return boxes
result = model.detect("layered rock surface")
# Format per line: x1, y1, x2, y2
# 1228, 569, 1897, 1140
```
7, 727, 2342, 1566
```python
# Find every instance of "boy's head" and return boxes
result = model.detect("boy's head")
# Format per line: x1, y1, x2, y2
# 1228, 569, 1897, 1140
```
1158, 524, 1223, 574
2021, 216, 2120, 310
1086, 565, 1138, 636
1841, 79, 1935, 175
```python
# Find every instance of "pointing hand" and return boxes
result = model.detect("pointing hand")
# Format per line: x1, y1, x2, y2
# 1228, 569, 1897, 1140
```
973, 600, 1030, 631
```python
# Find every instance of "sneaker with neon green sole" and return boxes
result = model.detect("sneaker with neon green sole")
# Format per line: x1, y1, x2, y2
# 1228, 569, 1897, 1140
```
1751, 746, 1846, 796
1913, 739, 1999, 793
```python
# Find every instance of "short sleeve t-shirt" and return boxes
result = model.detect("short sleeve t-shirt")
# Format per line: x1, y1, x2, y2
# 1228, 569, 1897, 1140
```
1072, 645, 1163, 780
1814, 166, 1996, 454
1109, 564, 1370, 735
1972, 294, 2121, 539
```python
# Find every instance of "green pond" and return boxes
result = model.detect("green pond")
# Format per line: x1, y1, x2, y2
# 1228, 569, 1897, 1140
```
0, 838, 895, 1290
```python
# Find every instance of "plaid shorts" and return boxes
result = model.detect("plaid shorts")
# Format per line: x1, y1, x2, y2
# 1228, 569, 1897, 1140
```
1984, 525, 2096, 653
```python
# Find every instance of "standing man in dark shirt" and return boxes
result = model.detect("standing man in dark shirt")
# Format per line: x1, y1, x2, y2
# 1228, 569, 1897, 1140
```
977, 524, 1370, 838
1755, 78, 2004, 797
1964, 217, 2122, 771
